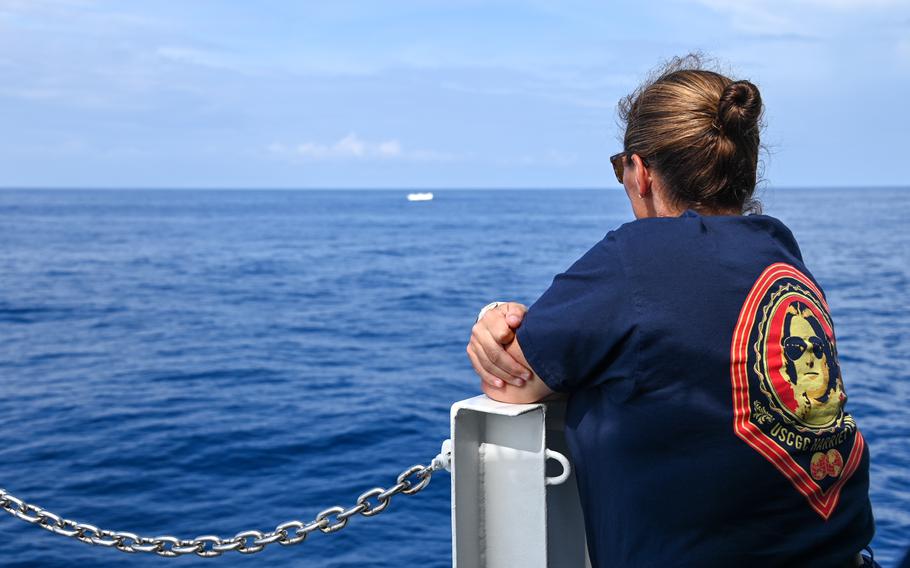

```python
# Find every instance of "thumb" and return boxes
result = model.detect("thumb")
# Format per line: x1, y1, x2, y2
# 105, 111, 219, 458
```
505, 303, 526, 329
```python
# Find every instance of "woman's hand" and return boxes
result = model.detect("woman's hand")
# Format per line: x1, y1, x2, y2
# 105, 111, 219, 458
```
466, 302, 532, 388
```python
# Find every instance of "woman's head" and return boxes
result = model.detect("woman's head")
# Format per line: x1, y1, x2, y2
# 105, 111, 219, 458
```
616, 54, 764, 216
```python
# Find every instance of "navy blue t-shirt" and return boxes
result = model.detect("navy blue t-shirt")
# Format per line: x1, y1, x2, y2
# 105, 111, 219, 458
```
516, 210, 874, 568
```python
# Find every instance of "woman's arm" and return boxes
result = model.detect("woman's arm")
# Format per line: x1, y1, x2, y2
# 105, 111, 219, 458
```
478, 336, 560, 404
467, 303, 561, 404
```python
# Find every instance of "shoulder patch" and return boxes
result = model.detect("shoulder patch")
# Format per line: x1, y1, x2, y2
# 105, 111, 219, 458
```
730, 263, 863, 519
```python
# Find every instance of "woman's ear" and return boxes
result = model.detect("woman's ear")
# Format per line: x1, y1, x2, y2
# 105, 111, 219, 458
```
631, 154, 651, 198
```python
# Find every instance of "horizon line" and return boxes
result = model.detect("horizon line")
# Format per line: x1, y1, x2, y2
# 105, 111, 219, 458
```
1, 185, 909, 192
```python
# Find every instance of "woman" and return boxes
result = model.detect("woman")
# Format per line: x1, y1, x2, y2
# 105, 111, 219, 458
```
466, 55, 876, 567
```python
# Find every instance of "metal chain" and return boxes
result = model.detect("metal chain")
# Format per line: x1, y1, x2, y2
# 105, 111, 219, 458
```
0, 460, 442, 558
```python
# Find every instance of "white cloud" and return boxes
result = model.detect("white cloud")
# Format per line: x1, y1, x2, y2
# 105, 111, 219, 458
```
504, 149, 577, 168
692, 0, 906, 35
155, 46, 235, 70
694, 0, 796, 35
268, 134, 454, 162
898, 38, 910, 64
441, 69, 631, 110
376, 139, 402, 157
0, 86, 62, 101
801, 0, 904, 7
0, 0, 95, 18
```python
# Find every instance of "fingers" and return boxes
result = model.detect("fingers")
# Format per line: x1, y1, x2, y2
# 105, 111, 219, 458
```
467, 340, 506, 389
467, 301, 532, 390
478, 325, 531, 382
468, 324, 531, 386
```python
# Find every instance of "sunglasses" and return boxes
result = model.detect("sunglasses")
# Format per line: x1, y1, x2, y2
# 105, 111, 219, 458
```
782, 336, 826, 361
609, 151, 649, 185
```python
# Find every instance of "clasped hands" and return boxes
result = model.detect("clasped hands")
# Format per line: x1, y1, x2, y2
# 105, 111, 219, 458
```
466, 302, 557, 403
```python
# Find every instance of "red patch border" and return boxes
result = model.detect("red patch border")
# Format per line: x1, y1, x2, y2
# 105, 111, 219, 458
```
730, 263, 864, 519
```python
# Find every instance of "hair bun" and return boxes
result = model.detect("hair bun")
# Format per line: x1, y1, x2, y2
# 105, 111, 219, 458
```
716, 80, 762, 139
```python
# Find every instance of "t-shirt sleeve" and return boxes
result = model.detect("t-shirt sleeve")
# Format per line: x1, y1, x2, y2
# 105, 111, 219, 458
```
516, 231, 638, 393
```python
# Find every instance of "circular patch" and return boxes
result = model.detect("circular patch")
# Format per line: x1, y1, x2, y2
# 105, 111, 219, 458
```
731, 263, 864, 519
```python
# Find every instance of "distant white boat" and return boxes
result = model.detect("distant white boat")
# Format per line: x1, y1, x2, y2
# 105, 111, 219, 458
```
407, 192, 434, 202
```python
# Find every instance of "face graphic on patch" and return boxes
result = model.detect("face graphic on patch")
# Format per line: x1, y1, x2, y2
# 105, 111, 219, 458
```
781, 303, 845, 426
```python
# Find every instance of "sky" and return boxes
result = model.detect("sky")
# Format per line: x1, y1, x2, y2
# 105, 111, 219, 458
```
0, 0, 908, 189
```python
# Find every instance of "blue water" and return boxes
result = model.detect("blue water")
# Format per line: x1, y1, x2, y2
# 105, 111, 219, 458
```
0, 188, 907, 567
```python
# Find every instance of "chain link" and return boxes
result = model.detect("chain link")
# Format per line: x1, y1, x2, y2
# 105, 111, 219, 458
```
0, 459, 441, 558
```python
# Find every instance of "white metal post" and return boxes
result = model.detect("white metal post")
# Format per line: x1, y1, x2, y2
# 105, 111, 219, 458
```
450, 396, 590, 568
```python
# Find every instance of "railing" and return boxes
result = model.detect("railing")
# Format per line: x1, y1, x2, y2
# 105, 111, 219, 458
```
2, 396, 589, 566
450, 396, 589, 568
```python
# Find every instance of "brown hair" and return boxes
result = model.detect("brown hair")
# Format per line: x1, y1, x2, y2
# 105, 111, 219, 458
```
618, 54, 764, 213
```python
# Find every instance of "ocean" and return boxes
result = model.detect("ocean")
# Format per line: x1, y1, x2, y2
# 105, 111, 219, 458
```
0, 188, 907, 567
